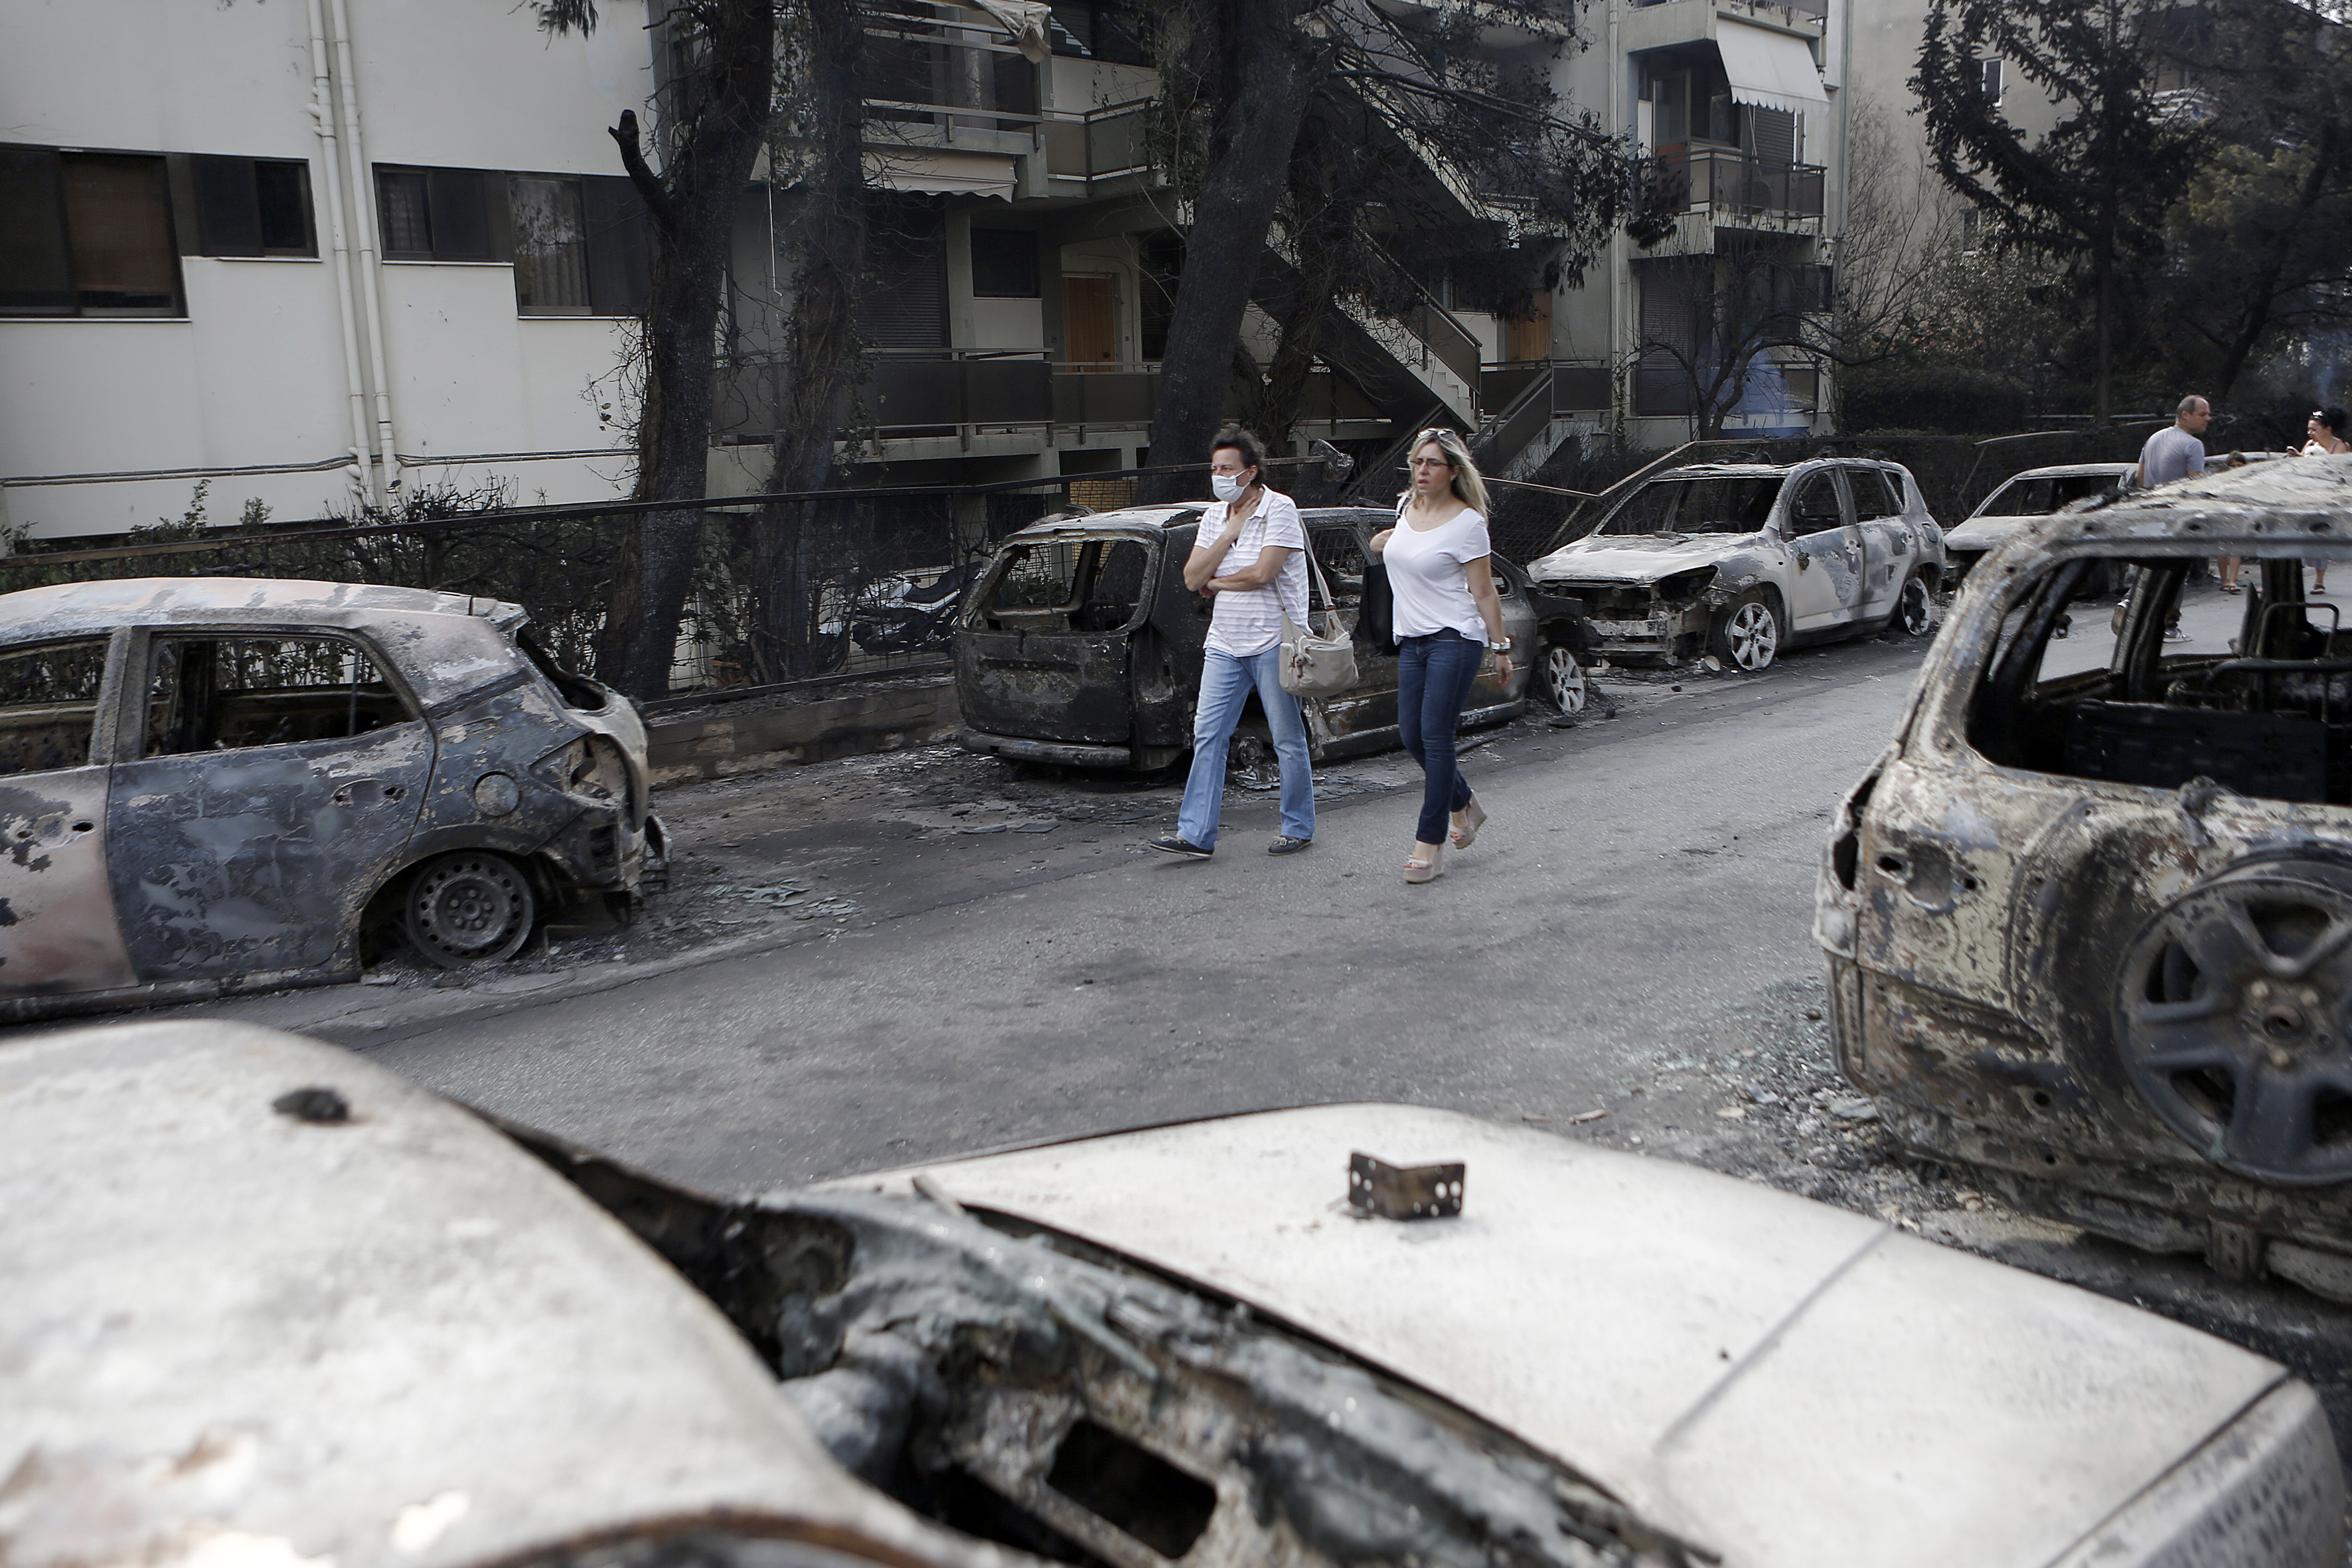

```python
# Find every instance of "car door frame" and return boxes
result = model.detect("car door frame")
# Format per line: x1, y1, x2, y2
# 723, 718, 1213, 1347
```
1847, 462, 1913, 622
1776, 465, 1865, 635
100, 622, 435, 986
0, 627, 141, 1013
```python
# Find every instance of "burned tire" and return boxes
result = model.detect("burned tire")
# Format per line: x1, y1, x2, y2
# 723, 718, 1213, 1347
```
2116, 860, 2352, 1185
1227, 732, 1279, 791
1893, 573, 1934, 638
1538, 645, 1589, 714
403, 851, 536, 969
1709, 589, 1781, 673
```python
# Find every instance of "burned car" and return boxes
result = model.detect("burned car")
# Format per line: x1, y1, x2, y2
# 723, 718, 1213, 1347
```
0, 578, 665, 1022
1818, 455, 2352, 1300
956, 506, 1577, 778
1942, 463, 2136, 588
1526, 459, 1944, 672
5, 1019, 2342, 1568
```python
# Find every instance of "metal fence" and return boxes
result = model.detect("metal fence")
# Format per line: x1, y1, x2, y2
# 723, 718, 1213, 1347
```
0, 459, 1326, 701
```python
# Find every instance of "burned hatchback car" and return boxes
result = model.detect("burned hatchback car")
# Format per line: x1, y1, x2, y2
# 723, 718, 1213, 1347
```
1526, 459, 1944, 672
1818, 455, 2352, 1300
5, 1020, 2341, 1568
956, 505, 1573, 777
0, 578, 665, 1022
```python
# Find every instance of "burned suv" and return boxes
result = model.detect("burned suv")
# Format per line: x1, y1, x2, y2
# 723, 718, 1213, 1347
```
1818, 457, 2352, 1300
1526, 459, 1944, 672
0, 578, 665, 1021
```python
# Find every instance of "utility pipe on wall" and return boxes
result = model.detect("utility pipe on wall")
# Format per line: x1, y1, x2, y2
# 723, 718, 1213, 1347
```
326, 0, 402, 503
305, 0, 379, 508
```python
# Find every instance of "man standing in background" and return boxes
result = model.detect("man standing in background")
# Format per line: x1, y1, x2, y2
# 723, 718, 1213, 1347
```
2138, 396, 2211, 490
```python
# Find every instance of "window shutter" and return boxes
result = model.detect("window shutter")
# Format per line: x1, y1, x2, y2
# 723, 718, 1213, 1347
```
427, 169, 492, 260
583, 175, 650, 316
0, 147, 74, 313
1749, 106, 1796, 165
192, 156, 262, 256
970, 228, 1038, 298
856, 200, 948, 349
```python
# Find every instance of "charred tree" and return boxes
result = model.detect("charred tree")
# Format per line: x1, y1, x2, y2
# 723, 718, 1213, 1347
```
539, 0, 779, 698
1913, 0, 2206, 422
1137, 0, 1316, 502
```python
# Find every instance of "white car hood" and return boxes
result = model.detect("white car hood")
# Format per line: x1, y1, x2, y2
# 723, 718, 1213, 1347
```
1529, 533, 1761, 585
852, 1105, 2287, 1568
1946, 513, 2039, 553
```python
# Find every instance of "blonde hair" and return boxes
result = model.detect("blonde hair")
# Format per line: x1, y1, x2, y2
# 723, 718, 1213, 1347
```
1398, 427, 1491, 516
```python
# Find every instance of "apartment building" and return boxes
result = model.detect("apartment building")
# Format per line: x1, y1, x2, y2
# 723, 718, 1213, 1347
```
0, 0, 1852, 542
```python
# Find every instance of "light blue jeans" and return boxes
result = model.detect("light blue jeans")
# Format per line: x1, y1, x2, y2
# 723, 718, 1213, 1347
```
1177, 647, 1316, 849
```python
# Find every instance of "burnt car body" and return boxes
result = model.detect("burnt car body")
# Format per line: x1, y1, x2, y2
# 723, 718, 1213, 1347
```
1526, 459, 1946, 672
1818, 455, 2352, 1300
0, 578, 664, 1022
5, 1020, 2340, 1568
956, 505, 1568, 773
1942, 463, 2137, 588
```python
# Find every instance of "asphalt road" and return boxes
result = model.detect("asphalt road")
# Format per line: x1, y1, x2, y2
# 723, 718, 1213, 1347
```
132, 594, 2352, 1478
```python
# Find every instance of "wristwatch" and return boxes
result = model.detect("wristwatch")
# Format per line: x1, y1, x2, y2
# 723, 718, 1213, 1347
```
1488, 637, 1512, 652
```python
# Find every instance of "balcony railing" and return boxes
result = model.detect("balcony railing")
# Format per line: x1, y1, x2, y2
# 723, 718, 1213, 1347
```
714, 350, 1055, 443
1042, 99, 1153, 184
1646, 149, 1825, 221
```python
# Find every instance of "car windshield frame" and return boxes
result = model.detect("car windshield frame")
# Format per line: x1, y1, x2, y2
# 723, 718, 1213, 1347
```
1597, 475, 1786, 538
1974, 473, 2122, 520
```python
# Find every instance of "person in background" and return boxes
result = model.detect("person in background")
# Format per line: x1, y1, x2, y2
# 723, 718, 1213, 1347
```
1148, 426, 1316, 859
1368, 429, 1512, 885
2218, 451, 2248, 593
2134, 397, 2211, 635
2300, 408, 2347, 592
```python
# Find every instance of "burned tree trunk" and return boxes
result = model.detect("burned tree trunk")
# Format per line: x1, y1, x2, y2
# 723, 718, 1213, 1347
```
540, 2, 778, 700
755, 0, 871, 682
1138, 1, 1315, 503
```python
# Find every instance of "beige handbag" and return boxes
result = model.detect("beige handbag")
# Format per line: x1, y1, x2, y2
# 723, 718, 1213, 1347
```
1279, 550, 1358, 697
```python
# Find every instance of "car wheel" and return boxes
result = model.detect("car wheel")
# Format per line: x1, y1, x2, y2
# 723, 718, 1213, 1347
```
403, 852, 537, 968
1227, 732, 1279, 791
1894, 574, 1934, 637
1538, 645, 1589, 714
2116, 860, 2352, 1184
1709, 589, 1781, 672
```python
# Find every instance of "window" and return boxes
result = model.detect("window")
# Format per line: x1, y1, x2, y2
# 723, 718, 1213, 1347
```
971, 228, 1039, 298
1785, 471, 1845, 534
375, 167, 493, 261
145, 636, 410, 756
0, 147, 183, 316
0, 639, 109, 776
1849, 466, 1903, 521
191, 156, 316, 257
1978, 58, 2003, 104
510, 175, 591, 312
1603, 477, 1783, 536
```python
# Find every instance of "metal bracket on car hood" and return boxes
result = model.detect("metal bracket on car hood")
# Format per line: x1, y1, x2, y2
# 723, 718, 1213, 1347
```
1348, 1152, 1464, 1219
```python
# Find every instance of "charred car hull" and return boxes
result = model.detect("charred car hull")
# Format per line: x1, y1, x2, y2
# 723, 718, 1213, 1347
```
953, 505, 1540, 773
7, 1022, 2338, 1568
0, 579, 665, 1022
1818, 457, 2352, 1299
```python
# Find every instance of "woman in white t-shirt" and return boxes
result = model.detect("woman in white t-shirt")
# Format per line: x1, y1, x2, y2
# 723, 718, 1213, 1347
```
1368, 428, 1514, 884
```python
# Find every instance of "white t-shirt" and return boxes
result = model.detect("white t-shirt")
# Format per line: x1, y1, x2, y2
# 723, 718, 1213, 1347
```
1383, 505, 1493, 641
1198, 491, 1309, 659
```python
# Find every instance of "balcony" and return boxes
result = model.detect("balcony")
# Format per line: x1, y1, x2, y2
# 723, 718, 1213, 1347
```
712, 351, 1055, 445
1041, 99, 1153, 187
1646, 149, 1824, 228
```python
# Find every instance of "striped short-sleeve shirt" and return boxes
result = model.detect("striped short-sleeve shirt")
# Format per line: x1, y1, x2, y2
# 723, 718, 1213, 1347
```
1199, 492, 1310, 659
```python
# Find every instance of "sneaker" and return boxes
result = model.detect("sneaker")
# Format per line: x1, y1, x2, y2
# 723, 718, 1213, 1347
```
1148, 834, 1212, 858
2163, 625, 2192, 642
1267, 835, 1312, 855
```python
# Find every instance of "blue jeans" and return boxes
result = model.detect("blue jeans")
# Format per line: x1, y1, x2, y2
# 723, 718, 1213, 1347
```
1177, 647, 1315, 849
1397, 629, 1482, 844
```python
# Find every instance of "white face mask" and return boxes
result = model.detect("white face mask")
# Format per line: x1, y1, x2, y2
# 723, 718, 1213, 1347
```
1212, 471, 1250, 503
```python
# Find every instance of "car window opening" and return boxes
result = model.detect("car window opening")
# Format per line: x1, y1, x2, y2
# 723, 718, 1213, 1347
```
1044, 1419, 1219, 1559
1602, 476, 1783, 536
516, 625, 607, 712
1969, 556, 2352, 805
1980, 473, 2118, 518
980, 538, 1153, 634
145, 636, 412, 757
0, 639, 110, 777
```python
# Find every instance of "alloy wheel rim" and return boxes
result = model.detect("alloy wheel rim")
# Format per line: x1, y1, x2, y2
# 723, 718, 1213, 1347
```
1728, 603, 1778, 670
1545, 647, 1587, 712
